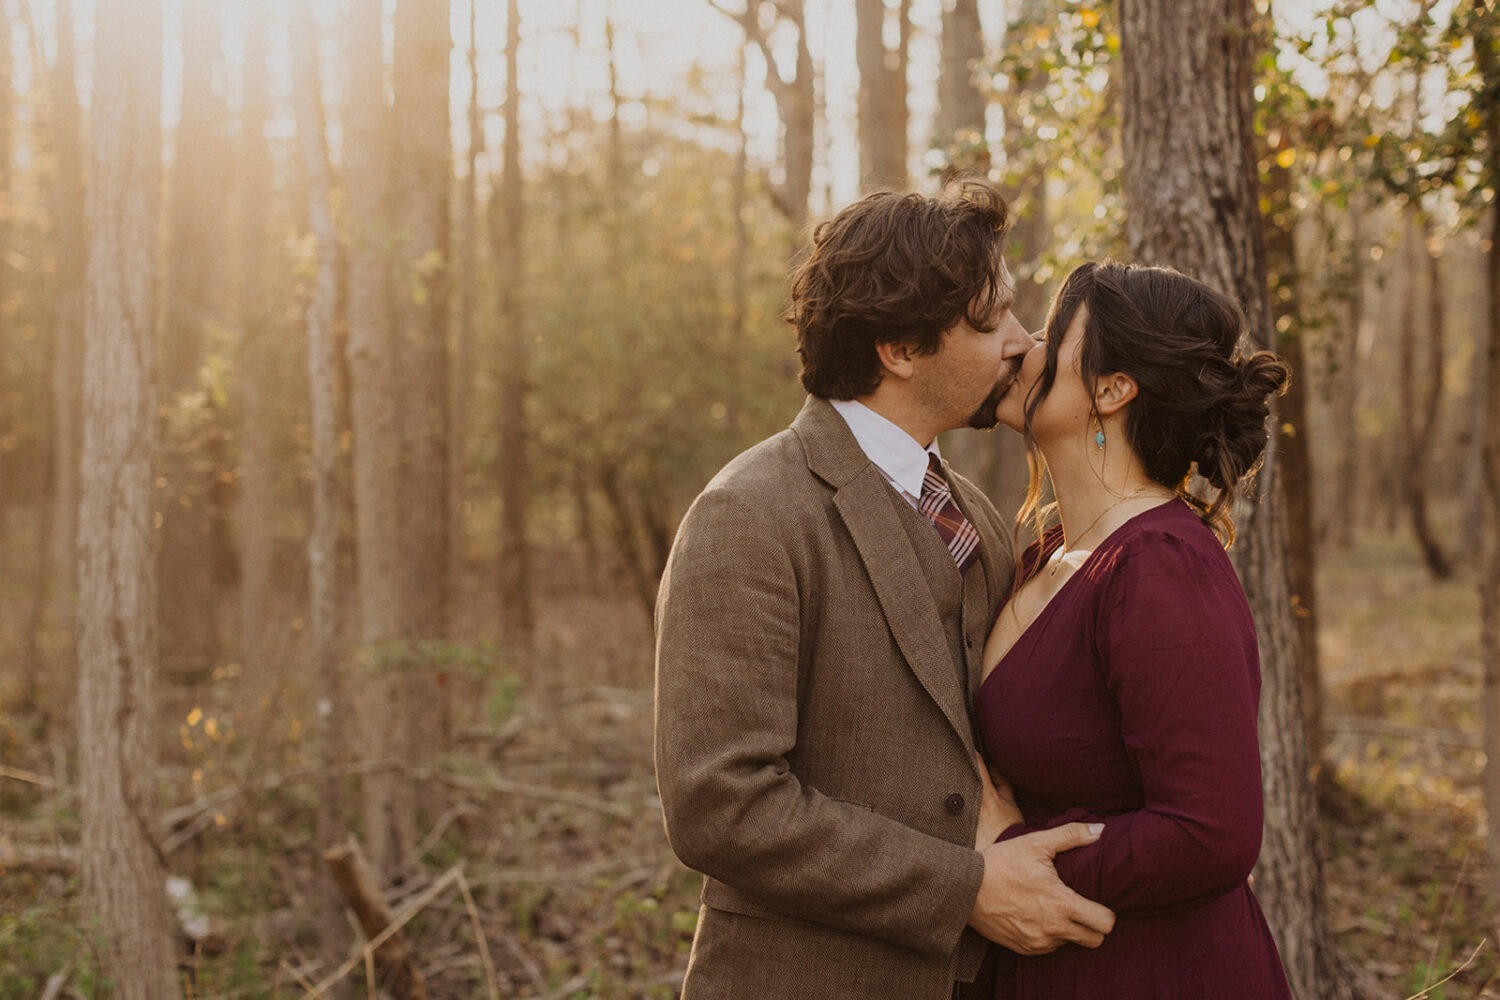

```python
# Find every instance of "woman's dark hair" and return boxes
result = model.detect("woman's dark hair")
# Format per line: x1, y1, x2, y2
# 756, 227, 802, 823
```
1021, 261, 1291, 546
787, 178, 1012, 400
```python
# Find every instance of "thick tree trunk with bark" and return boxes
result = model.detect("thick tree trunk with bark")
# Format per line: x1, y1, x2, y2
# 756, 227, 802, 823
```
291, 3, 350, 983
496, 0, 533, 647
1118, 1, 1348, 996
78, 0, 180, 994
856, 0, 910, 192
345, 0, 413, 876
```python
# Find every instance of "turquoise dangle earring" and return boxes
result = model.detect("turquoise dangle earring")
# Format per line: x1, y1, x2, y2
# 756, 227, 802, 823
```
1093, 416, 1106, 450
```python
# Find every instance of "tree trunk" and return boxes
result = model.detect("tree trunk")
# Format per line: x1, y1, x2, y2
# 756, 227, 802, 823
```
159, 0, 227, 681
47, 0, 86, 696
856, 0, 910, 192
78, 0, 180, 995
1401, 207, 1454, 578
291, 3, 350, 985
712, 0, 814, 227
1332, 198, 1365, 550
1263, 150, 1324, 759
392, 0, 452, 832
450, 0, 481, 630
496, 0, 533, 648
1471, 0, 1500, 913
237, 0, 277, 718
345, 0, 412, 877
935, 0, 986, 168
1118, 1, 1348, 996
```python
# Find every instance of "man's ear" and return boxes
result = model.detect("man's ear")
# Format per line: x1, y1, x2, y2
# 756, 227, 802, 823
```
1094, 371, 1138, 415
874, 340, 917, 381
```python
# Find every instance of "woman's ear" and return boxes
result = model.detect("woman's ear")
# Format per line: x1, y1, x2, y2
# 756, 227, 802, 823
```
1094, 371, 1139, 416
874, 340, 917, 381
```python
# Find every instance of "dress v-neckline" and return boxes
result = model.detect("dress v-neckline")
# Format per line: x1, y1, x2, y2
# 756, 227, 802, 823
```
979, 499, 1180, 693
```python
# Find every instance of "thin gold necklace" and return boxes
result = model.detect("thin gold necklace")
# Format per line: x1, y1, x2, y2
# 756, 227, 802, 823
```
1048, 489, 1173, 576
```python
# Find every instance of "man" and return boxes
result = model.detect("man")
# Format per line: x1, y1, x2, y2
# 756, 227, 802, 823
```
654, 179, 1114, 999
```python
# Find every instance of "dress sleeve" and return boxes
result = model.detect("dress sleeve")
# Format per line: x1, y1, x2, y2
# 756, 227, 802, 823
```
1003, 527, 1265, 913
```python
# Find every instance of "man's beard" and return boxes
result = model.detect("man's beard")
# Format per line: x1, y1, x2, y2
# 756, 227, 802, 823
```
966, 361, 1021, 430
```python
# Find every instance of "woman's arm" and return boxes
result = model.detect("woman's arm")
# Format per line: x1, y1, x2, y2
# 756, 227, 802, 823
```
998, 529, 1264, 913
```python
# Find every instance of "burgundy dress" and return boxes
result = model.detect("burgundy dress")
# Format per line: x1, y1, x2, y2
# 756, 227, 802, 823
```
976, 500, 1292, 999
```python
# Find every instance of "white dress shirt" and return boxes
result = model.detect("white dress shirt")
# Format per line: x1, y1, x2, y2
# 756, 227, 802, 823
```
829, 397, 939, 509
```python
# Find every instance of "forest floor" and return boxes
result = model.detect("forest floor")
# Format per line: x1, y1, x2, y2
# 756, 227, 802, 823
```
1, 530, 1498, 998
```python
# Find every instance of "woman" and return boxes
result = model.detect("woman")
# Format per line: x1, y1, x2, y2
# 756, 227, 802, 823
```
974, 261, 1293, 997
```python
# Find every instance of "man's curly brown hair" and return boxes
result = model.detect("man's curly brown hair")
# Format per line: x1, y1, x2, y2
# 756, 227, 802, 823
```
787, 178, 1013, 400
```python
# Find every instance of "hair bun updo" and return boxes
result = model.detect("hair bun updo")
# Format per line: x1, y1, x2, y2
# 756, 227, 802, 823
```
1191, 351, 1291, 493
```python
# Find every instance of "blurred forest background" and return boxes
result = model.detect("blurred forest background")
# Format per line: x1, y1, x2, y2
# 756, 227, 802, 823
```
3, 0, 1500, 996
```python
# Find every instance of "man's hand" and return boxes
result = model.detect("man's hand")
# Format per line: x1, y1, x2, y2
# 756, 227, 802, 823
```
967, 823, 1115, 955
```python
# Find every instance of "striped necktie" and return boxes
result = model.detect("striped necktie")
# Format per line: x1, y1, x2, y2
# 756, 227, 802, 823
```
919, 454, 981, 574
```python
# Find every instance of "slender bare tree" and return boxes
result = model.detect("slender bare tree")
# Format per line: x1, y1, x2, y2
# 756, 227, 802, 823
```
46, 0, 86, 690
236, 0, 277, 716
1470, 0, 1500, 910
291, 0, 350, 982
1118, 1, 1348, 995
855, 0, 911, 191
392, 0, 453, 829
78, 0, 180, 994
344, 0, 412, 875
496, 0, 533, 647
708, 0, 814, 226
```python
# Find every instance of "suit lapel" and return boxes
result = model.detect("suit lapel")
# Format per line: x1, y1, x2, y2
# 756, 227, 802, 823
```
793, 397, 976, 757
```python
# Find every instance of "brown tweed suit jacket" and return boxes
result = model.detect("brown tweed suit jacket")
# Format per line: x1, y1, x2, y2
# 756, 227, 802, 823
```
654, 396, 1016, 999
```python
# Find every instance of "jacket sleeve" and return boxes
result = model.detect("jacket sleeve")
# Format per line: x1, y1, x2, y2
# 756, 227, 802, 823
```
654, 486, 985, 957
998, 530, 1265, 914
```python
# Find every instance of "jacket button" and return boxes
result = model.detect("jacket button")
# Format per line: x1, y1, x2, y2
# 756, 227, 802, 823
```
944, 793, 965, 815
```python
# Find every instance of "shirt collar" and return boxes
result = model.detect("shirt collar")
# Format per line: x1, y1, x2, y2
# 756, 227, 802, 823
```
829, 398, 940, 500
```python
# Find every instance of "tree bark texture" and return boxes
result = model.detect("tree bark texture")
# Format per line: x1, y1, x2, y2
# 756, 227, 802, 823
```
291, 3, 351, 984
78, 0, 181, 995
345, 0, 413, 877
496, 0, 534, 647
1118, 1, 1348, 996
856, 0, 910, 192
158, 0, 228, 679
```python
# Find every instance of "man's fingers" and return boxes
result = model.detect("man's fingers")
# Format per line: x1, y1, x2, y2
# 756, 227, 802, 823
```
1065, 894, 1115, 937
1033, 821, 1104, 855
1065, 918, 1107, 950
